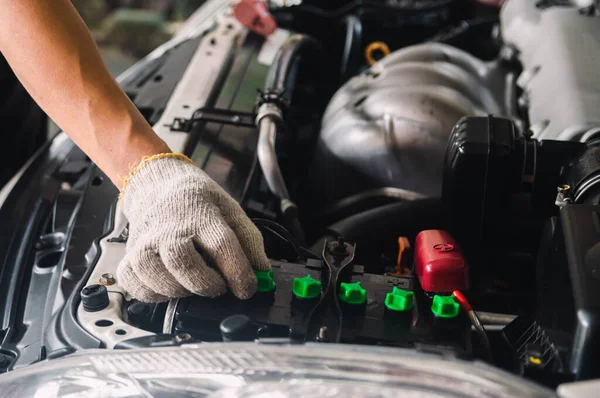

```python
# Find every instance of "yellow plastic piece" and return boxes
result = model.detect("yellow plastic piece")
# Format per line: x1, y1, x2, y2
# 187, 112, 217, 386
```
365, 41, 391, 66
528, 356, 542, 365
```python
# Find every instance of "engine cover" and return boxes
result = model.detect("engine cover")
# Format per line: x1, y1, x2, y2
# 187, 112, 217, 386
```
313, 43, 506, 203
501, 0, 600, 141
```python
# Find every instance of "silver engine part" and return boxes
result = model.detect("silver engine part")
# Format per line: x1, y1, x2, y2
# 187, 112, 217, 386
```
501, 0, 600, 141
317, 43, 507, 199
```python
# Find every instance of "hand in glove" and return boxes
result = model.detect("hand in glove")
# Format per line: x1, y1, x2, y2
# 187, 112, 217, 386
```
117, 154, 271, 302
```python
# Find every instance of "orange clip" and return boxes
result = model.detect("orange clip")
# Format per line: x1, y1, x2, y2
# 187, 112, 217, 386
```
389, 237, 411, 277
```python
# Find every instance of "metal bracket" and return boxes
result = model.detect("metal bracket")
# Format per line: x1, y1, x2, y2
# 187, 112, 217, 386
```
107, 225, 129, 243
167, 107, 256, 132
303, 238, 356, 343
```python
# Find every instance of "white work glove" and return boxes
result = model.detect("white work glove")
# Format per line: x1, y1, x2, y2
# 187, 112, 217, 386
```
116, 154, 271, 302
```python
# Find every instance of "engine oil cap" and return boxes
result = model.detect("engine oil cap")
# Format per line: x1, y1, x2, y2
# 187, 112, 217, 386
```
293, 275, 322, 299
431, 295, 460, 318
339, 282, 367, 305
255, 270, 276, 293
385, 287, 414, 312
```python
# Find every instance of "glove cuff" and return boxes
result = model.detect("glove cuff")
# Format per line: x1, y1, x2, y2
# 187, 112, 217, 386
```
119, 153, 195, 200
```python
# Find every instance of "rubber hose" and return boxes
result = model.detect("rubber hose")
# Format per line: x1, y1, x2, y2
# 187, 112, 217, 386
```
260, 34, 324, 244
316, 199, 444, 250
264, 33, 323, 97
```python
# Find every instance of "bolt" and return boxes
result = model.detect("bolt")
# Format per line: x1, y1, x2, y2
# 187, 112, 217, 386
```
517, 95, 529, 109
317, 326, 329, 342
231, 115, 240, 123
174, 333, 192, 343
333, 236, 347, 256
99, 273, 116, 286
557, 184, 571, 193
257, 326, 270, 338
556, 185, 573, 207
499, 45, 517, 63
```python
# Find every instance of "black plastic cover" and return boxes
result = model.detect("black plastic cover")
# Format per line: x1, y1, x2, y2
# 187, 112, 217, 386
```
563, 146, 600, 204
443, 116, 517, 246
174, 260, 471, 352
559, 204, 600, 379
442, 116, 585, 274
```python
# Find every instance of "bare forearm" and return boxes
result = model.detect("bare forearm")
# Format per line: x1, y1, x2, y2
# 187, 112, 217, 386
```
0, 0, 170, 187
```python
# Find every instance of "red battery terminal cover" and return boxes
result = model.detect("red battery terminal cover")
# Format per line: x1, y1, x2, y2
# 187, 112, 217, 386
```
233, 0, 277, 38
415, 230, 470, 292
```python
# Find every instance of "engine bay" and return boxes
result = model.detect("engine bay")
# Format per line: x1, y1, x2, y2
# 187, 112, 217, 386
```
1, 0, 600, 394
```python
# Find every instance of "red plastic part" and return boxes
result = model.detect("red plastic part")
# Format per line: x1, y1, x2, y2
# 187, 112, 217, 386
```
415, 230, 470, 292
233, 0, 277, 38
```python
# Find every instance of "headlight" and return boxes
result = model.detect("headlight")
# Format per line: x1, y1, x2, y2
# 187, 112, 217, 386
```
0, 343, 554, 398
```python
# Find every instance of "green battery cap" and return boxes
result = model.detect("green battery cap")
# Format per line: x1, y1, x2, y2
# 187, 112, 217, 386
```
255, 270, 275, 293
431, 294, 460, 318
292, 275, 322, 299
339, 282, 367, 305
385, 287, 414, 312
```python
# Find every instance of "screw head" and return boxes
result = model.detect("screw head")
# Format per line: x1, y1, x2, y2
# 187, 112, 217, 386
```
174, 333, 192, 343
332, 237, 348, 256
317, 326, 329, 342
557, 184, 571, 193
99, 273, 116, 286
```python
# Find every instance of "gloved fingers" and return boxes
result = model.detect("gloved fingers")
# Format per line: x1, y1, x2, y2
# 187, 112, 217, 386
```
117, 259, 169, 303
131, 247, 192, 298
195, 216, 258, 299
216, 195, 271, 271
160, 237, 228, 298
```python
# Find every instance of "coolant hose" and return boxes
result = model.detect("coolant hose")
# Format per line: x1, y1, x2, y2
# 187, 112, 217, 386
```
257, 33, 323, 202
264, 34, 323, 96
315, 199, 444, 252
256, 34, 324, 245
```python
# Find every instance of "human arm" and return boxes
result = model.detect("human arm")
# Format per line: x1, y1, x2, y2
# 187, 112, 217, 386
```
0, 0, 168, 187
0, 0, 271, 300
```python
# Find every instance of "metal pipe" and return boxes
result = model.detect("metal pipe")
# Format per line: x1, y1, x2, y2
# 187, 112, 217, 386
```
467, 309, 493, 362
256, 103, 289, 201
163, 298, 179, 334
475, 311, 517, 326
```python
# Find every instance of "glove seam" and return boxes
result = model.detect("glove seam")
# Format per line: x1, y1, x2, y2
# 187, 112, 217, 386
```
119, 153, 195, 200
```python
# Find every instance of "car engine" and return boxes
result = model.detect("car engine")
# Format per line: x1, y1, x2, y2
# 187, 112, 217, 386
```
1, 0, 600, 395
